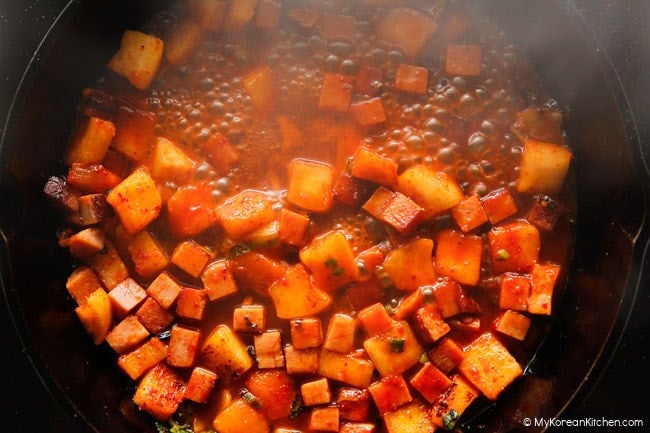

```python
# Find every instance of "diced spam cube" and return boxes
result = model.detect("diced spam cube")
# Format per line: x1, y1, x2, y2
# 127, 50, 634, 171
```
299, 230, 359, 291
202, 259, 239, 301
362, 188, 424, 235
106, 167, 161, 234
527, 194, 563, 231
358, 303, 394, 337
228, 251, 285, 297
409, 362, 451, 403
432, 277, 479, 318
109, 278, 147, 319
65, 116, 116, 165
133, 363, 186, 421
200, 324, 253, 379
66, 266, 103, 305
127, 230, 169, 279
254, 330, 285, 369
413, 305, 450, 344
135, 297, 174, 334
287, 158, 335, 213
216, 189, 276, 240
480, 187, 518, 225
301, 377, 331, 406
382, 238, 435, 292
318, 350, 375, 389
494, 310, 531, 341
146, 272, 182, 309
430, 374, 479, 430
77, 193, 112, 226
319, 73, 354, 112
394, 64, 428, 94
435, 229, 482, 286
284, 345, 319, 375
185, 366, 218, 404
517, 139, 572, 194
397, 165, 464, 219
290, 317, 323, 349
167, 183, 219, 237
85, 239, 129, 290
488, 220, 540, 274
233, 304, 266, 333
368, 375, 413, 414
245, 370, 297, 421
337, 387, 371, 422
175, 288, 208, 321
363, 321, 423, 377
66, 163, 121, 194
499, 273, 530, 311
323, 314, 356, 354
457, 332, 523, 400
451, 194, 489, 233
242, 65, 277, 114
151, 137, 195, 184
212, 399, 269, 433
445, 44, 482, 77
375, 7, 437, 57
278, 208, 310, 247
117, 337, 167, 380
383, 402, 435, 433
167, 325, 201, 368
164, 19, 204, 66
171, 240, 212, 278
309, 406, 340, 432
269, 265, 332, 319
67, 227, 105, 258
391, 288, 424, 322
187, 0, 227, 32
427, 337, 464, 374
74, 288, 112, 345
105, 315, 150, 354
350, 98, 387, 127
108, 30, 164, 90
528, 263, 560, 315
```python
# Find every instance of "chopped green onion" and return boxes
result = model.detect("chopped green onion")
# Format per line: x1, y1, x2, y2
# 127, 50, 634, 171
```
389, 337, 406, 353
442, 409, 460, 430
288, 394, 304, 420
324, 257, 345, 276
240, 388, 262, 409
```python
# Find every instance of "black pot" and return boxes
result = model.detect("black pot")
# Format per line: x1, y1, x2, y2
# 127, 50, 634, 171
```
1, 1, 648, 432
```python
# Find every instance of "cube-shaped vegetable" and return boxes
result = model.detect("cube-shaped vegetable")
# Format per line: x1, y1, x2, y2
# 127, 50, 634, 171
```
167, 183, 219, 237
430, 374, 479, 430
480, 187, 518, 225
146, 272, 182, 309
117, 337, 167, 380
397, 165, 464, 219
216, 189, 276, 240
233, 304, 266, 333
309, 406, 340, 432
74, 288, 112, 345
394, 64, 428, 94
528, 263, 560, 315
175, 288, 208, 321
188, 0, 227, 32
445, 45, 482, 77
242, 65, 277, 114
111, 105, 156, 162
391, 288, 424, 321
363, 321, 423, 377
340, 423, 376, 433
428, 337, 464, 374
107, 30, 164, 90
287, 158, 335, 213
375, 7, 437, 57
451, 194, 489, 233
105, 315, 150, 354
151, 137, 195, 184
284, 345, 319, 375
383, 402, 435, 433
109, 278, 147, 319
432, 277, 479, 318
269, 265, 332, 319
457, 332, 523, 400
279, 208, 310, 246
494, 310, 531, 341
299, 230, 359, 291
212, 399, 269, 433
358, 303, 394, 337
164, 19, 204, 66
135, 297, 174, 334
382, 238, 435, 291
85, 239, 129, 290
337, 387, 371, 422
488, 221, 540, 274
67, 227, 105, 258
350, 147, 397, 187
350, 98, 387, 127
435, 229, 482, 286
228, 251, 286, 297
127, 230, 169, 279
319, 73, 354, 112
171, 240, 212, 278
254, 330, 285, 369
290, 317, 324, 349
200, 324, 253, 379
499, 272, 530, 311
106, 167, 161, 234
409, 362, 451, 403
65, 116, 116, 165
245, 370, 297, 421
318, 350, 375, 389
323, 314, 356, 353
167, 325, 201, 368
185, 366, 218, 404
517, 139, 572, 194
301, 377, 331, 406
66, 266, 102, 306
368, 375, 413, 414
133, 363, 186, 421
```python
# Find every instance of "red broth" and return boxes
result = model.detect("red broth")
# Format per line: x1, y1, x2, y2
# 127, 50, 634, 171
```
46, 1, 575, 432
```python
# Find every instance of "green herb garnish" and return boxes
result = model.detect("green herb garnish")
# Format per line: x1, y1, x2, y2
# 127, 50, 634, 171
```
288, 394, 305, 420
324, 257, 345, 276
442, 409, 460, 430
389, 337, 406, 353
240, 388, 262, 409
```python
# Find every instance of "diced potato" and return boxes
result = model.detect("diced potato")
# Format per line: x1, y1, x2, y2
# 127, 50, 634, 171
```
430, 374, 479, 430
167, 183, 219, 237
394, 64, 428, 94
127, 230, 169, 279
133, 363, 186, 421
108, 278, 147, 319
319, 73, 354, 112
368, 375, 413, 414
175, 288, 208, 321
363, 321, 423, 377
528, 262, 560, 315
413, 305, 450, 343
66, 266, 103, 305
108, 30, 164, 90
65, 116, 116, 165
409, 362, 451, 403
111, 105, 156, 162
228, 251, 286, 297
106, 167, 161, 234
451, 194, 489, 233
278, 208, 310, 247
457, 332, 523, 400
284, 345, 319, 375
216, 189, 276, 240
167, 324, 201, 368
74, 288, 112, 345
382, 238, 435, 291
213, 399, 269, 433
164, 19, 204, 66
517, 139, 572, 194
358, 303, 394, 337
185, 366, 218, 404
323, 314, 356, 353
318, 350, 375, 389
383, 402, 435, 433
188, 0, 227, 32
499, 272, 530, 311
446, 44, 482, 76
287, 158, 335, 213
151, 137, 195, 184
117, 337, 167, 380
135, 297, 174, 334
268, 265, 332, 319
105, 315, 150, 354
224, 0, 259, 30
67, 227, 105, 258
435, 229, 482, 286
245, 370, 297, 421
375, 7, 437, 57
299, 230, 359, 291
309, 406, 340, 432
397, 165, 464, 219
494, 310, 531, 341
290, 317, 324, 349
254, 330, 285, 369
340, 423, 376, 433
200, 324, 253, 380
242, 66, 277, 114
171, 240, 212, 278
427, 337, 464, 374
488, 220, 540, 274
146, 272, 182, 309
337, 387, 371, 422
84, 239, 129, 290
350, 147, 397, 187
233, 304, 266, 333
391, 287, 423, 321
301, 377, 332, 406
350, 98, 387, 127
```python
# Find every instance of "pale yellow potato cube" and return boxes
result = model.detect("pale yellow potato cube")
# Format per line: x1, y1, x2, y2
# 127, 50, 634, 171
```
383, 402, 435, 433
164, 19, 204, 66
151, 137, 195, 184
517, 139, 572, 194
397, 165, 464, 219
200, 324, 253, 379
363, 321, 423, 377
106, 167, 162, 234
188, 0, 227, 32
107, 30, 163, 90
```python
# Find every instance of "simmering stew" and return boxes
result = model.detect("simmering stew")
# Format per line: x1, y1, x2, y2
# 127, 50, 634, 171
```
44, 0, 575, 432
